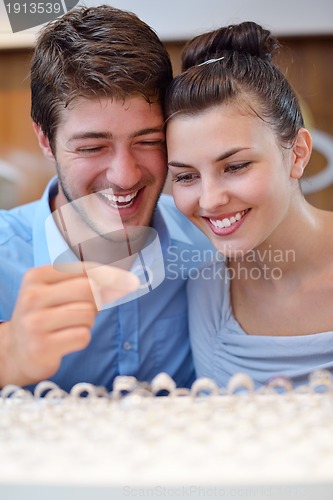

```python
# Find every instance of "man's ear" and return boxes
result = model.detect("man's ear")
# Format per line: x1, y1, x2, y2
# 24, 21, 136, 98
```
32, 122, 56, 163
290, 128, 312, 180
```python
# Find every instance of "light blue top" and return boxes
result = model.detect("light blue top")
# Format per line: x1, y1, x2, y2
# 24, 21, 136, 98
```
0, 177, 215, 392
188, 260, 333, 388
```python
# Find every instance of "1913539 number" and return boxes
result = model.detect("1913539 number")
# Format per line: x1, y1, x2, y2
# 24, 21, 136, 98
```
5, 2, 62, 14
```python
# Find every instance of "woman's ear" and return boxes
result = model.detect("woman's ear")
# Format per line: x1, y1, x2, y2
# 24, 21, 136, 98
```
290, 128, 312, 180
32, 122, 56, 164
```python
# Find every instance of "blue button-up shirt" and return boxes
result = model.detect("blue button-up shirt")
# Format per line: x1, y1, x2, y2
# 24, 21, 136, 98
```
0, 178, 214, 391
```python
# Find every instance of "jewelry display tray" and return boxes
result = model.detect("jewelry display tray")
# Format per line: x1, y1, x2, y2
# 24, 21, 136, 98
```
1, 371, 333, 500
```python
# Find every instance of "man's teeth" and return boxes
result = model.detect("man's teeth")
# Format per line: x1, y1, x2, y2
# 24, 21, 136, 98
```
102, 191, 138, 208
209, 210, 247, 229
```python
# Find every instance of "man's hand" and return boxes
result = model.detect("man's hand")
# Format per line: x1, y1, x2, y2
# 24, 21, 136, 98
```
0, 264, 139, 388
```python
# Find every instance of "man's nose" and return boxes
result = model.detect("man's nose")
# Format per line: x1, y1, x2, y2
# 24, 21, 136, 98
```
105, 149, 142, 189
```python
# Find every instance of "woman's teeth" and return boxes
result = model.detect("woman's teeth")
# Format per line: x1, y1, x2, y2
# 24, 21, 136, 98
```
209, 210, 248, 229
102, 191, 138, 208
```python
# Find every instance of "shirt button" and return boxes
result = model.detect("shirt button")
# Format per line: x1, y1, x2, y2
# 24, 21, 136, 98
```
123, 342, 132, 351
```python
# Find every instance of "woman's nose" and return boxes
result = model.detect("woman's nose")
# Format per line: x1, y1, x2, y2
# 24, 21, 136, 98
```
199, 178, 230, 212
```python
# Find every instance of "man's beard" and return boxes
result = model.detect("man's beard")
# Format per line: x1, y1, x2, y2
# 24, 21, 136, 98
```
55, 168, 162, 266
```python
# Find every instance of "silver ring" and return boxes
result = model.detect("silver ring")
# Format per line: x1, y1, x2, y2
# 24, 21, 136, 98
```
308, 369, 333, 392
227, 373, 255, 394
70, 382, 99, 398
112, 376, 138, 398
151, 372, 176, 396
34, 380, 62, 398
267, 376, 293, 393
1, 384, 33, 399
191, 377, 220, 397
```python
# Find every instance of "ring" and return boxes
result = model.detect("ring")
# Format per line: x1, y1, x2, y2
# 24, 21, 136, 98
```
227, 373, 255, 394
267, 376, 293, 393
70, 382, 100, 398
191, 377, 220, 397
34, 380, 62, 398
308, 369, 333, 392
1, 384, 33, 400
44, 388, 69, 400
151, 372, 176, 396
112, 376, 138, 398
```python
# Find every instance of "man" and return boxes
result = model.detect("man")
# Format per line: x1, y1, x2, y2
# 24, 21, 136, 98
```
0, 5, 213, 392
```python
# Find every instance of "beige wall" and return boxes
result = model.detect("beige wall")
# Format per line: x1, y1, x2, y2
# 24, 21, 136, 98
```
1, 36, 333, 209
0, 49, 55, 207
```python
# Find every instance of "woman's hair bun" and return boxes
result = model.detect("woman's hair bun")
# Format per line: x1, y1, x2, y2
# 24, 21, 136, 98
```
182, 21, 279, 71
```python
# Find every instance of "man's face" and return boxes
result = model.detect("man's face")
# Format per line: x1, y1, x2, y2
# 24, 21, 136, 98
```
51, 96, 167, 239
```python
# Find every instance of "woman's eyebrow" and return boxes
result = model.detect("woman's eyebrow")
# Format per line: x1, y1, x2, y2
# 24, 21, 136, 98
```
215, 147, 252, 162
168, 147, 253, 168
168, 161, 190, 168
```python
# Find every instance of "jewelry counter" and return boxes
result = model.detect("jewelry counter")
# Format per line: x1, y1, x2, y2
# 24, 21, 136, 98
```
0, 371, 333, 500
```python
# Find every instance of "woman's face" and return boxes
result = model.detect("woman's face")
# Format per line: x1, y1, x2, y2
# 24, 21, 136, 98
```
167, 104, 298, 257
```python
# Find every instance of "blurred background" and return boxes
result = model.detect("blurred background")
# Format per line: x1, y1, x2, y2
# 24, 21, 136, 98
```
0, 0, 332, 209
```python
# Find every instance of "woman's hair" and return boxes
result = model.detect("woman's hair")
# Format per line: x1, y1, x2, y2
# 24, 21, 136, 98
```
31, 5, 173, 149
165, 21, 304, 146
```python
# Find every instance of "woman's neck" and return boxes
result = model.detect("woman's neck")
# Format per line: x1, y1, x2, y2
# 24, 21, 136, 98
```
228, 199, 332, 283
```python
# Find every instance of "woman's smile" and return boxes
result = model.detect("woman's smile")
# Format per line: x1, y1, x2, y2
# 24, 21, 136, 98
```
167, 103, 296, 256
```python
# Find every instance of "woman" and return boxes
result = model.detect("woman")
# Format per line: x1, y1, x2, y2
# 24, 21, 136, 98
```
165, 21, 333, 388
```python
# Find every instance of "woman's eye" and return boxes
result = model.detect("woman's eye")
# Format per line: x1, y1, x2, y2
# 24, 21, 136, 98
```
173, 173, 198, 184
225, 162, 251, 173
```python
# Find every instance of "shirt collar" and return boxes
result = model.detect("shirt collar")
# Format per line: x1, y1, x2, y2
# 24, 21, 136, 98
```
33, 177, 62, 266
33, 179, 190, 268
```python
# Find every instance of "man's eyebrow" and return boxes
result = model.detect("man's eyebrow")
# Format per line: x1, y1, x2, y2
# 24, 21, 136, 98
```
168, 147, 252, 167
67, 127, 165, 143
131, 126, 165, 138
68, 132, 113, 142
